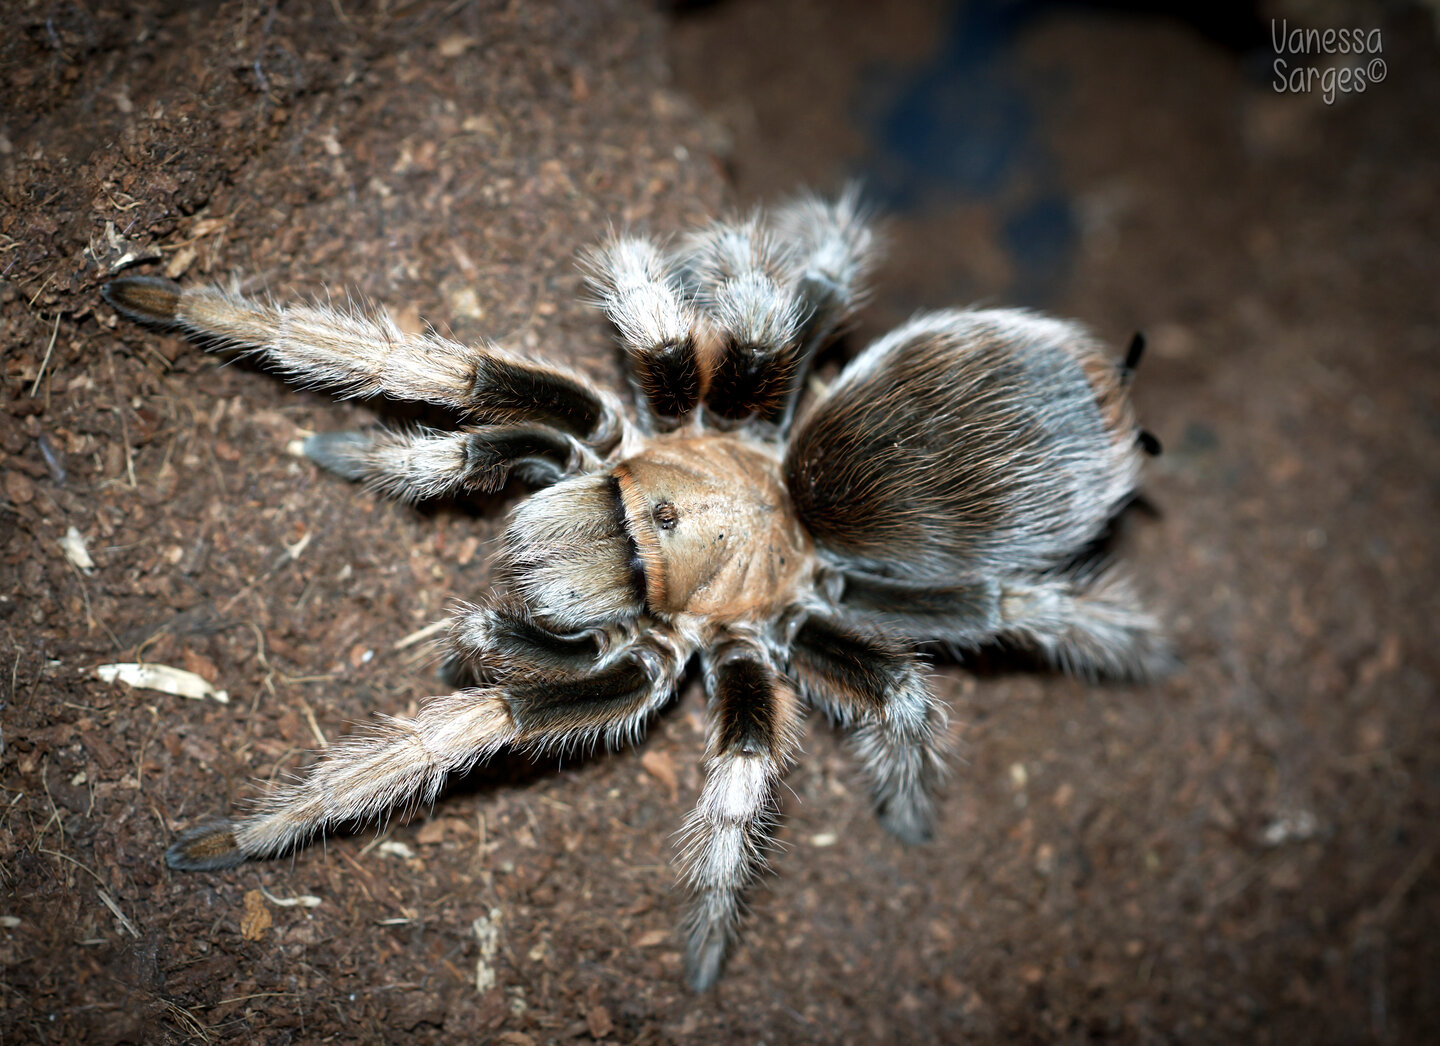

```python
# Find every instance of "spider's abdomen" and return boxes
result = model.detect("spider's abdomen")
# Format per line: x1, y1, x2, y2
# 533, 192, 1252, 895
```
784, 309, 1142, 580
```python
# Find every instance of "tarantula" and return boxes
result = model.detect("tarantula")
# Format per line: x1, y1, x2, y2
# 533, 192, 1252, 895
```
103, 189, 1168, 990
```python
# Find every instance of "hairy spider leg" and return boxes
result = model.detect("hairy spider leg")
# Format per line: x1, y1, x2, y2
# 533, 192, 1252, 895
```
679, 644, 803, 990
838, 570, 1173, 682
302, 423, 591, 502
677, 214, 808, 424
1115, 332, 1164, 455
583, 234, 702, 429
768, 185, 879, 431
102, 276, 622, 448
1118, 331, 1146, 384
440, 601, 617, 686
787, 614, 949, 845
165, 635, 685, 871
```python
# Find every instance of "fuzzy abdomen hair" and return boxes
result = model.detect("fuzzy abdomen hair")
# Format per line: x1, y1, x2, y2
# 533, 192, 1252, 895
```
785, 309, 1141, 580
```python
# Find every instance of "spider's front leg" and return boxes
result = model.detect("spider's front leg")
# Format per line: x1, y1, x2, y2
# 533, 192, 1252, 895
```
679, 213, 807, 424
165, 625, 686, 871
102, 276, 623, 449
583, 235, 702, 430
677, 192, 877, 429
302, 423, 598, 502
679, 642, 804, 991
768, 185, 877, 428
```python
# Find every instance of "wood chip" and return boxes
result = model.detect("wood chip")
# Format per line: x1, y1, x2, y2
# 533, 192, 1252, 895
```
180, 648, 219, 683
640, 749, 678, 801
393, 618, 450, 650
164, 243, 198, 279
97, 889, 139, 938
473, 908, 502, 994
258, 885, 322, 908
4, 471, 35, 505
96, 662, 229, 703
438, 34, 477, 58
632, 927, 669, 948
59, 526, 94, 573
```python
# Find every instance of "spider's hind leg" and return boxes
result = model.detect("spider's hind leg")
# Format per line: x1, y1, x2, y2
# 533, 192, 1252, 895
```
680, 643, 803, 991
165, 632, 685, 871
994, 569, 1175, 682
839, 570, 1173, 682
786, 613, 949, 845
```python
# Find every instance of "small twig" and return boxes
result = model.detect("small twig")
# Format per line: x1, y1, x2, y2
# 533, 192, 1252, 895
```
217, 534, 312, 614
297, 698, 328, 748
26, 273, 54, 307
100, 184, 143, 212
205, 992, 300, 1009
36, 755, 63, 845
29, 313, 61, 397
257, 884, 322, 908
39, 846, 106, 886
1370, 836, 1440, 929
356, 826, 393, 858
393, 618, 449, 651
164, 1000, 212, 1043
103, 346, 137, 489
96, 888, 141, 938
335, 849, 379, 904
38, 845, 140, 937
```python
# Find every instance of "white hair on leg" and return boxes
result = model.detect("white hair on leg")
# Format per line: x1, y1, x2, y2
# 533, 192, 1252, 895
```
678, 647, 803, 990
996, 568, 1175, 682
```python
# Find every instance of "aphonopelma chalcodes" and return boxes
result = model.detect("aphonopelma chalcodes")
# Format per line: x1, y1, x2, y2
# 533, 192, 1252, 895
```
104, 188, 1168, 989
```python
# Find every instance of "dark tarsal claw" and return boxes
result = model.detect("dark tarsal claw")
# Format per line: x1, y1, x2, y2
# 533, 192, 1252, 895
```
166, 820, 246, 871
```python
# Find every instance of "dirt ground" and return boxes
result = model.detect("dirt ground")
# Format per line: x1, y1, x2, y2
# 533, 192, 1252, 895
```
2, 0, 1438, 1042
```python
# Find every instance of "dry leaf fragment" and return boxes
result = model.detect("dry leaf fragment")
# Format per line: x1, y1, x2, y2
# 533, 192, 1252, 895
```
96, 662, 230, 703
586, 1005, 613, 1039
181, 648, 220, 683
241, 889, 272, 941
416, 817, 471, 845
